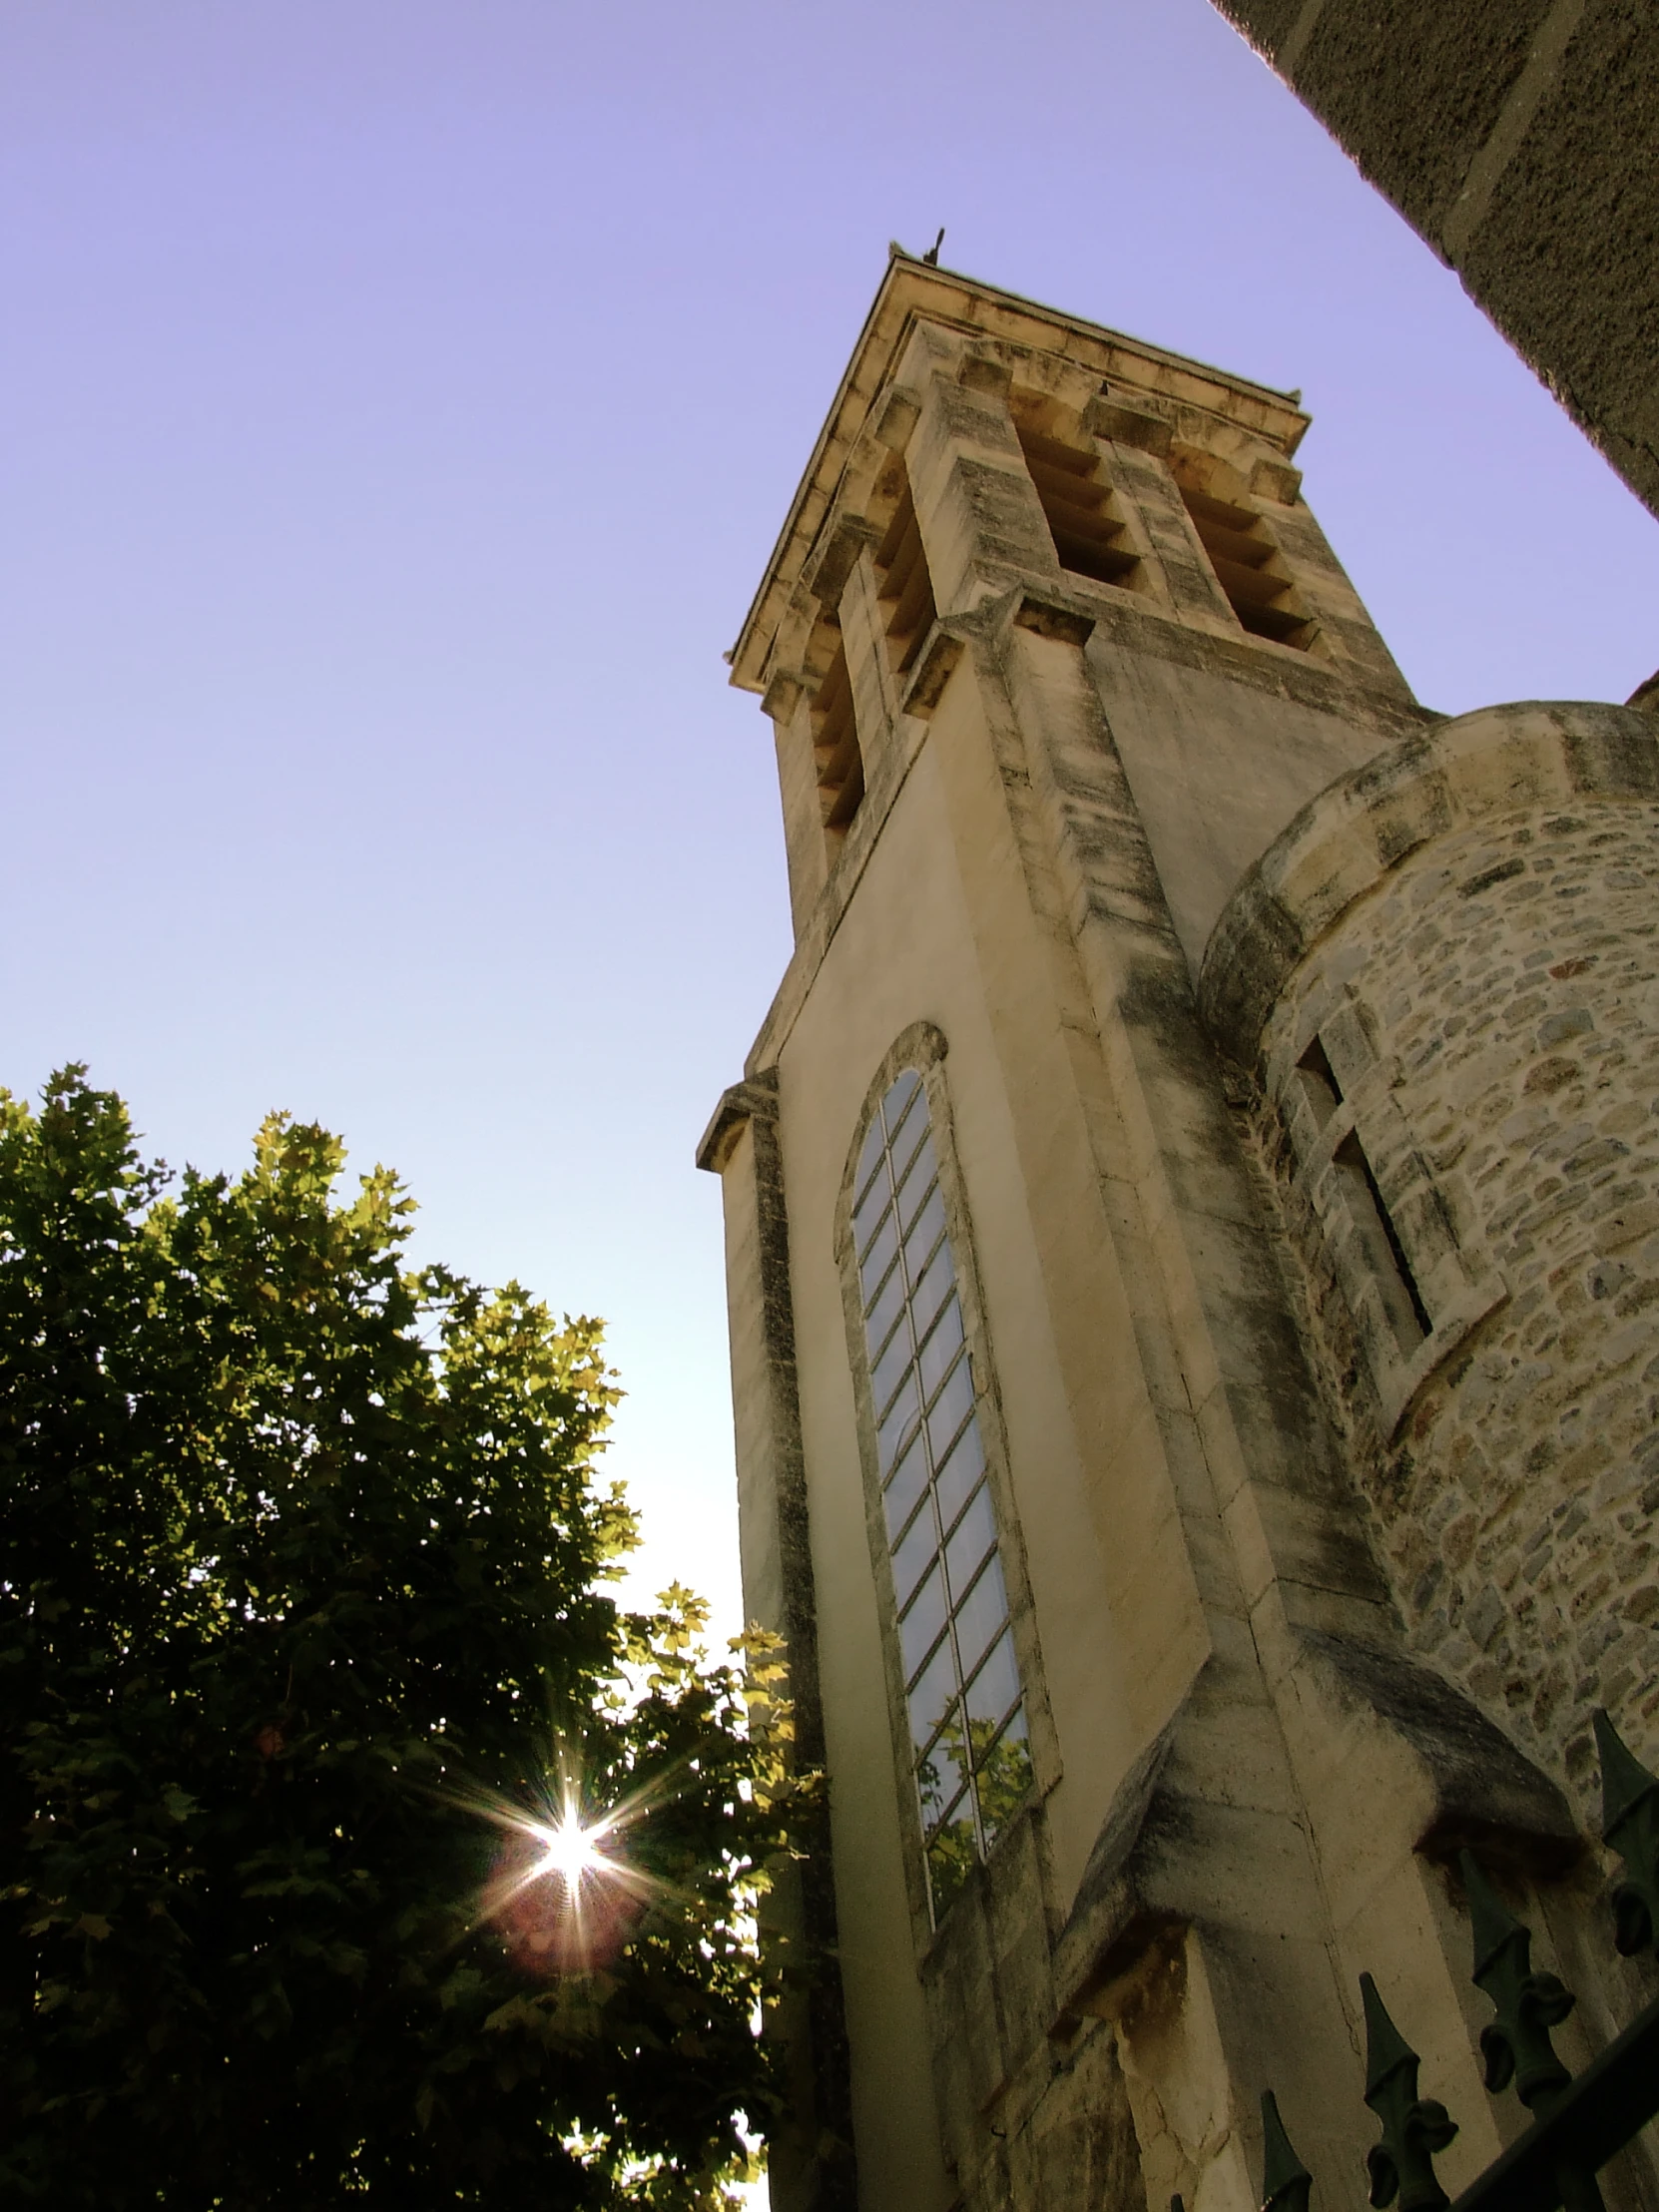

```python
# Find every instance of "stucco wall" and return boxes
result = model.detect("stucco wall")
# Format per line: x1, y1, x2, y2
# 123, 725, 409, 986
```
760, 687, 1153, 2206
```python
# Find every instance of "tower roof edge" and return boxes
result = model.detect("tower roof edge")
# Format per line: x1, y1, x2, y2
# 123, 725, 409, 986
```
728, 254, 1311, 694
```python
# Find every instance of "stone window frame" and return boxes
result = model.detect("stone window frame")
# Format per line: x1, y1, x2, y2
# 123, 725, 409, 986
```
833, 1021, 1056, 1940
1274, 988, 1506, 1434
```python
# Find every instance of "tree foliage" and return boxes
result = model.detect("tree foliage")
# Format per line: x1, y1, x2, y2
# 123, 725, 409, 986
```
0, 1069, 799, 2208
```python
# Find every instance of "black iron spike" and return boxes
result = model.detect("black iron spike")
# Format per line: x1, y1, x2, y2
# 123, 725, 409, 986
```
1594, 1709, 1659, 1957
1361, 1972, 1458, 2212
1261, 2089, 1313, 2212
1459, 1850, 1574, 2109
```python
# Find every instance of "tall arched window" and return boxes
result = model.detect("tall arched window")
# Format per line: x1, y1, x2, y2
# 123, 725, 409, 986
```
850, 1066, 1033, 1922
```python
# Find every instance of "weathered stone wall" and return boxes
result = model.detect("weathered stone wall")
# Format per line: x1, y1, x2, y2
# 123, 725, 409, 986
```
918, 1808, 1144, 2212
1204, 701, 1659, 1811
695, 1080, 859, 2212
1207, 0, 1659, 522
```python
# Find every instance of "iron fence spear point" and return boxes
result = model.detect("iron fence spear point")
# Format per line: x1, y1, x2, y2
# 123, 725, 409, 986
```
1593, 1709, 1656, 1840
1362, 1972, 1421, 2101
1361, 1972, 1457, 2212
1592, 1709, 1659, 1957
1261, 2089, 1313, 2212
1458, 1850, 1574, 2108
1460, 1851, 1526, 1982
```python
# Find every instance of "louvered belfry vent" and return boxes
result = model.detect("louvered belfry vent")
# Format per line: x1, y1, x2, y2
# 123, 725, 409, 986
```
873, 476, 937, 681
810, 633, 863, 845
1179, 476, 1316, 648
1015, 423, 1141, 590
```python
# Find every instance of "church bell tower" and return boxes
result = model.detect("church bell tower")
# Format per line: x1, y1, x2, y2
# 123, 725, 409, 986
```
699, 254, 1659, 2212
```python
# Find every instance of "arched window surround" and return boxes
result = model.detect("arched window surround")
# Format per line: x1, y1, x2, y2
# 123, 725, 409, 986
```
834, 1021, 1054, 1935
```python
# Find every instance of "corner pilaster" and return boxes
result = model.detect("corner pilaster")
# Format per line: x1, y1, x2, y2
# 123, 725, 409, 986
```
697, 1076, 856, 2212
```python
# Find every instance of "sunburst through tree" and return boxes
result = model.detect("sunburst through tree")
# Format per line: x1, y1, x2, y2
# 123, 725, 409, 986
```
0, 1068, 812, 2210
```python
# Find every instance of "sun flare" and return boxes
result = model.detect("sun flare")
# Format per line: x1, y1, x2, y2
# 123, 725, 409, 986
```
451, 1751, 681, 1974
532, 1810, 609, 1889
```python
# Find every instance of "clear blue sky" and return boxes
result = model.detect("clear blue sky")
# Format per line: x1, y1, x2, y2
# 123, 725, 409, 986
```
5, 0, 1657, 1639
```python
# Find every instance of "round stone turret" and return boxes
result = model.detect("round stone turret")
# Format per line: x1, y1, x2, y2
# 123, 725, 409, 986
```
1202, 700, 1659, 1797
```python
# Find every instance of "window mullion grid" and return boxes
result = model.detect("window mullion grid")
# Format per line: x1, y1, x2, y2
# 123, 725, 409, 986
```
857, 1074, 1032, 1915
882, 1117, 962, 1855
924, 1342, 983, 1862
944, 1576, 984, 1860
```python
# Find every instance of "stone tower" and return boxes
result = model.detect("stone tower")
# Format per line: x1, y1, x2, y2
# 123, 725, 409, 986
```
698, 252, 1659, 2212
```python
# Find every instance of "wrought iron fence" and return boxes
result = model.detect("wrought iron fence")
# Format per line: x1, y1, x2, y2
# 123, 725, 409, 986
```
1260, 1712, 1659, 2212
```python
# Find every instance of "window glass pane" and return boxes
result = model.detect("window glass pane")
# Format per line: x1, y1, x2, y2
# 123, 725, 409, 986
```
943, 1483, 997, 1602
888, 1087, 929, 1184
925, 1352, 974, 1456
908, 1237, 953, 1345
864, 1252, 906, 1347
916, 1729, 968, 1838
898, 1562, 948, 1684
884, 1074, 923, 1152
853, 1117, 888, 1217
852, 1170, 888, 1248
891, 1494, 938, 1607
972, 1707, 1033, 1848
934, 1419, 986, 1531
916, 1296, 965, 1406
852, 1202, 887, 1284
902, 1184, 946, 1281
897, 1148, 938, 1231
881, 1067, 921, 1131
963, 1627, 1021, 1735
866, 1296, 907, 1372
905, 1632, 957, 1750
892, 1112, 933, 1190
870, 1326, 913, 1423
883, 1430, 928, 1543
855, 1187, 891, 1260
952, 1551, 1009, 1680
926, 1804, 978, 1922
858, 1206, 898, 1301
877, 1370, 920, 1474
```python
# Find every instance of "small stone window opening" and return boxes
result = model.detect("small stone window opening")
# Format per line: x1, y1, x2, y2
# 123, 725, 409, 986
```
850, 1068, 1033, 1925
1297, 1038, 1430, 1357
1335, 1133, 1430, 1356
1015, 423, 1141, 590
810, 633, 863, 850
873, 476, 937, 681
1177, 467, 1315, 649
1294, 1035, 1341, 1127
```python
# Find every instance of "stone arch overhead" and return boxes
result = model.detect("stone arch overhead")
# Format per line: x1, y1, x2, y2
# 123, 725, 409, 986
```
1198, 699, 1659, 1066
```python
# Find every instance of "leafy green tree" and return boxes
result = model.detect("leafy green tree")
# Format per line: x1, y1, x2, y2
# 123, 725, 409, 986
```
0, 1068, 799, 2209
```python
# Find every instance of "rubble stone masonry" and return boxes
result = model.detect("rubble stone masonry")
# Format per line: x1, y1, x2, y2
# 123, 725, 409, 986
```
1206, 701, 1659, 1817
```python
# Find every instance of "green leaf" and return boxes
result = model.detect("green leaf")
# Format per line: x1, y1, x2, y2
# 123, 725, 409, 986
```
0, 1066, 805, 2206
